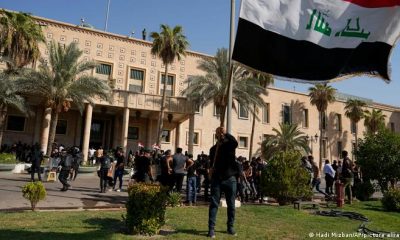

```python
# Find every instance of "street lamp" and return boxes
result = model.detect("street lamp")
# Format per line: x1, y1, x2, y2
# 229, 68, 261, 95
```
306, 134, 318, 154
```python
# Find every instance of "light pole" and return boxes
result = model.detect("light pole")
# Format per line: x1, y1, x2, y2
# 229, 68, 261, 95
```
306, 133, 318, 155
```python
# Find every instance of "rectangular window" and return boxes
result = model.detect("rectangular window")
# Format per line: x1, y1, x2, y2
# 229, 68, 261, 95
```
322, 139, 327, 158
194, 103, 201, 114
351, 121, 357, 134
96, 63, 112, 76
6, 116, 25, 132
128, 126, 139, 140
161, 129, 171, 143
337, 141, 343, 159
214, 104, 221, 116
336, 114, 342, 131
390, 122, 395, 132
159, 74, 175, 96
186, 131, 200, 146
302, 109, 309, 128
263, 103, 270, 124
282, 105, 291, 124
238, 136, 248, 149
129, 68, 144, 93
238, 104, 249, 119
56, 120, 67, 135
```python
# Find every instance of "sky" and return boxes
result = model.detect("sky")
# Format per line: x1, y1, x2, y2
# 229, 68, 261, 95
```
1, 0, 400, 107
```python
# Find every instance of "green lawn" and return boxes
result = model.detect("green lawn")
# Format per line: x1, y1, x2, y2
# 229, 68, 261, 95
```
0, 201, 399, 239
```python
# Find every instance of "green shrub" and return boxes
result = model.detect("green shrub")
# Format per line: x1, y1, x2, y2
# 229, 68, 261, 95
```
261, 151, 312, 205
167, 191, 182, 207
22, 181, 47, 211
0, 153, 16, 164
125, 183, 168, 235
381, 188, 400, 212
354, 180, 375, 201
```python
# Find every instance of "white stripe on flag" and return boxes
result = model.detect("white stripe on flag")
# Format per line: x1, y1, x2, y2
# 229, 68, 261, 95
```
240, 0, 400, 49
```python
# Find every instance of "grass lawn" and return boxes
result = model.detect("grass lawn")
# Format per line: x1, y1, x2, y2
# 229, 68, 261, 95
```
0, 201, 399, 239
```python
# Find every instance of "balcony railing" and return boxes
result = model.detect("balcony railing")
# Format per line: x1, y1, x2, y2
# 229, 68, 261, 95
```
96, 90, 195, 114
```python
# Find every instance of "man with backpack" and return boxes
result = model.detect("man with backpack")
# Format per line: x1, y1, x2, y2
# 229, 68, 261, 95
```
99, 150, 112, 193
58, 149, 73, 191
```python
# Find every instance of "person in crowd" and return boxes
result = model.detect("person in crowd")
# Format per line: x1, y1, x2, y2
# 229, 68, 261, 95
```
30, 143, 43, 182
323, 159, 335, 195
186, 154, 197, 206
133, 148, 153, 183
341, 150, 354, 204
236, 157, 247, 203
254, 157, 266, 203
243, 160, 257, 202
89, 146, 96, 165
58, 149, 72, 191
198, 154, 211, 199
113, 147, 125, 192
159, 149, 174, 191
309, 155, 328, 197
207, 127, 239, 238
172, 147, 188, 193
96, 146, 104, 165
99, 150, 112, 193
69, 147, 82, 181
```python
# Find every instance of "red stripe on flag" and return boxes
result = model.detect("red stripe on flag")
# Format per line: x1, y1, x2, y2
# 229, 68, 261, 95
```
344, 0, 400, 8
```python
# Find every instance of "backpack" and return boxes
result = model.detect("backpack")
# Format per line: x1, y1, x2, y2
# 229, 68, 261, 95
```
101, 156, 111, 169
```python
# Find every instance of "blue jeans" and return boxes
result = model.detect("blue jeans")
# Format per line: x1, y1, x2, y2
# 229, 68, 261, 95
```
113, 169, 123, 189
312, 178, 328, 196
186, 176, 197, 203
208, 176, 237, 230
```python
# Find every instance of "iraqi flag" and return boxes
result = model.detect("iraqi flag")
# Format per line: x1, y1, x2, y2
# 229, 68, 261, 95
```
232, 0, 400, 83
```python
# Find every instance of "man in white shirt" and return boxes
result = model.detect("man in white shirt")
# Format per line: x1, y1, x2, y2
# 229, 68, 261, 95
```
89, 147, 96, 165
323, 160, 336, 195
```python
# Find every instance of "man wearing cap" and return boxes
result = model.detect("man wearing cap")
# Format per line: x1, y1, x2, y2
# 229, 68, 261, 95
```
207, 127, 239, 238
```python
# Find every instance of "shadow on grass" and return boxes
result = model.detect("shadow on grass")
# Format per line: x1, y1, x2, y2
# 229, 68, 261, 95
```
0, 217, 125, 240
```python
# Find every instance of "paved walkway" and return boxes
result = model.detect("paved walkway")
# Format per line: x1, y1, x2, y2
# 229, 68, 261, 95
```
0, 171, 129, 211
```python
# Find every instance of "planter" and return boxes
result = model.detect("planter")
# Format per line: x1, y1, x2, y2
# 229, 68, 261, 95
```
78, 166, 97, 173
0, 164, 16, 171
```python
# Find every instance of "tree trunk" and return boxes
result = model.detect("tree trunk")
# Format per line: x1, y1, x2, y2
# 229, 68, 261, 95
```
319, 111, 323, 170
156, 64, 169, 146
0, 105, 8, 147
46, 109, 59, 156
249, 104, 257, 160
219, 105, 227, 127
355, 121, 358, 158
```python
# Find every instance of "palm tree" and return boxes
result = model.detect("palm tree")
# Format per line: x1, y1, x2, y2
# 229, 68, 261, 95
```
344, 99, 367, 150
18, 41, 111, 155
363, 109, 386, 134
0, 72, 27, 146
150, 24, 189, 147
248, 72, 273, 160
308, 84, 336, 168
261, 123, 310, 161
183, 48, 268, 128
0, 10, 44, 73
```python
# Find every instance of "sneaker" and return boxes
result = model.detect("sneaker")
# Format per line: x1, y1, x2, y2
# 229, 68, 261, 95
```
116, 189, 121, 192
207, 229, 216, 238
227, 228, 237, 236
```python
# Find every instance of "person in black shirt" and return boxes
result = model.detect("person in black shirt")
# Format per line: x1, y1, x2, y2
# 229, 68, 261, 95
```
58, 149, 72, 191
134, 148, 153, 183
207, 127, 238, 238
113, 148, 125, 192
99, 150, 112, 193
30, 143, 43, 182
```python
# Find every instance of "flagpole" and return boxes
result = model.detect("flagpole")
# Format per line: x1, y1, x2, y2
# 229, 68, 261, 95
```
104, 0, 111, 31
226, 0, 235, 134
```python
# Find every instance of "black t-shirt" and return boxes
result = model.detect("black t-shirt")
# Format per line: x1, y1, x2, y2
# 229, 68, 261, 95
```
135, 156, 150, 174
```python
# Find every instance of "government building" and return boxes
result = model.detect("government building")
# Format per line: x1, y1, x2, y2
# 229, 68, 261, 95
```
2, 13, 400, 164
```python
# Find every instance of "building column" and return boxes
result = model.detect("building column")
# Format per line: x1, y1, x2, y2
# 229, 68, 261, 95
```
175, 122, 181, 149
74, 111, 82, 146
82, 104, 93, 163
188, 114, 195, 154
33, 106, 43, 145
40, 108, 52, 155
121, 107, 130, 153
146, 119, 153, 148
